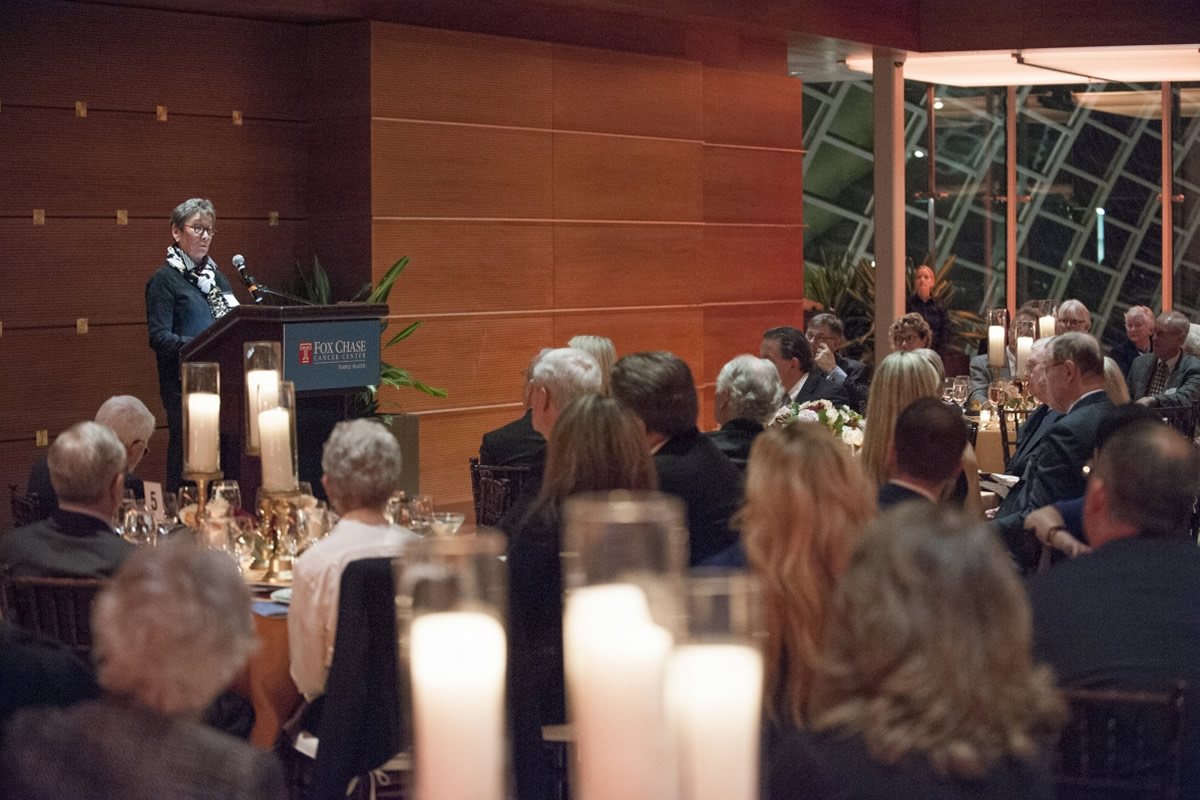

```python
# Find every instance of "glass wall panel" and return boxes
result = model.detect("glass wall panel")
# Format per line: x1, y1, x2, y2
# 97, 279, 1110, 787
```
1172, 82, 1200, 319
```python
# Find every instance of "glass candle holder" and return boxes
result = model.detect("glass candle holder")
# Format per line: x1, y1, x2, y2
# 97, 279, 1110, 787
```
182, 361, 221, 476
258, 381, 298, 493
243, 341, 281, 455
986, 308, 1008, 369
397, 534, 508, 800
562, 491, 687, 800
1014, 319, 1036, 378
1035, 300, 1058, 339
669, 570, 765, 800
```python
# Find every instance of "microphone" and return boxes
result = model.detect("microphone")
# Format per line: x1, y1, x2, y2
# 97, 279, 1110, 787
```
232, 254, 263, 304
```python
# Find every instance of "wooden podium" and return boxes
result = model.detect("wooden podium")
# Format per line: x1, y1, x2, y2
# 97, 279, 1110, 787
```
181, 303, 388, 505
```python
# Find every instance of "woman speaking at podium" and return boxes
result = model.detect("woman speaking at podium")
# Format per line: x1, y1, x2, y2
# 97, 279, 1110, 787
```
145, 199, 239, 492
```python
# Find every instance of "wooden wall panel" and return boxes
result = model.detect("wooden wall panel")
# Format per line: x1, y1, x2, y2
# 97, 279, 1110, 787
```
310, 117, 372, 221
0, 1, 307, 120
371, 24, 553, 128
415, 406, 530, 507
553, 134, 702, 222
551, 308, 704, 377
702, 67, 804, 150
371, 121, 553, 219
372, 221, 554, 314
0, 325, 164, 443
701, 225, 804, 304
702, 146, 804, 225
702, 302, 806, 384
307, 22, 371, 121
553, 223, 702, 308
552, 45, 702, 140
0, 220, 306, 328
0, 108, 308, 218
374, 315, 551, 415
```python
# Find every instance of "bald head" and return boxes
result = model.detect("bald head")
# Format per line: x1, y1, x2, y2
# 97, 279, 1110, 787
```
1153, 311, 1191, 361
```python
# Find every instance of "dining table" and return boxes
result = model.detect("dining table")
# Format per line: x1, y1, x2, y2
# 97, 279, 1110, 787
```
230, 586, 302, 750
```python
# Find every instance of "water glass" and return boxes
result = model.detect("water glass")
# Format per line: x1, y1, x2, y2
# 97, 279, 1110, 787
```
210, 480, 242, 518
408, 495, 435, 535
121, 505, 157, 547
951, 376, 969, 406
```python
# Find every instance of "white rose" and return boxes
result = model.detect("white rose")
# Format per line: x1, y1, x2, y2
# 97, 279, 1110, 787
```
841, 427, 864, 447
797, 409, 820, 423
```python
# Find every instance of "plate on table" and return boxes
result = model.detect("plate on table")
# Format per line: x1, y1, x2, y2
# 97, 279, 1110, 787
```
269, 587, 292, 605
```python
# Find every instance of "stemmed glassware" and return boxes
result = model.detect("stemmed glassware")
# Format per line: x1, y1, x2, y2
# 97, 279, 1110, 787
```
951, 376, 969, 408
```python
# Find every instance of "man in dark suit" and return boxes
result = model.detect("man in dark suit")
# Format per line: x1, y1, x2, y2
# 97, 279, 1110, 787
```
966, 304, 1040, 410
706, 354, 782, 472
1109, 305, 1154, 378
478, 349, 549, 468
1128, 311, 1200, 409
878, 397, 968, 510
613, 351, 741, 566
1, 422, 133, 578
760, 326, 849, 409
806, 313, 870, 413
27, 395, 156, 520
991, 333, 1112, 565
1005, 337, 1063, 479
1028, 420, 1200, 796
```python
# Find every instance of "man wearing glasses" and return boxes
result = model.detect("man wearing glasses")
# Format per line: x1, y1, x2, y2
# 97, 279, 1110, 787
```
806, 313, 869, 413
1128, 311, 1200, 409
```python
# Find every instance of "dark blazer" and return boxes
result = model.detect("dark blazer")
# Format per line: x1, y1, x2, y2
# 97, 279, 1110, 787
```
655, 428, 742, 566
1005, 404, 1062, 479
0, 698, 285, 800
0, 509, 133, 578
478, 409, 546, 468
1028, 535, 1200, 796
27, 454, 145, 520
906, 294, 952, 355
877, 482, 933, 510
705, 418, 764, 473
145, 263, 236, 400
1127, 351, 1200, 407
0, 621, 99, 729
830, 355, 870, 413
992, 391, 1112, 561
787, 372, 850, 408
1109, 337, 1149, 378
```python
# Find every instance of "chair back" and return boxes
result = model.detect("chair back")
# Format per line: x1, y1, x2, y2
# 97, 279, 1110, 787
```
1159, 405, 1200, 441
1054, 682, 1185, 800
9, 484, 41, 528
470, 461, 534, 528
0, 565, 105, 659
999, 408, 1033, 470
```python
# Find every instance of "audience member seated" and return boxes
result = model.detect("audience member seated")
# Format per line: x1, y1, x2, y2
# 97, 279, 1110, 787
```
507, 394, 657, 800
992, 333, 1112, 565
612, 351, 741, 565
760, 326, 849, 408
27, 395, 156, 520
0, 621, 99, 729
1028, 421, 1200, 795
706, 354, 783, 472
1129, 310, 1200, 409
879, 397, 968, 510
889, 312, 932, 353
1006, 338, 1063, 480
741, 422, 874, 751
1110, 305, 1154, 378
0, 541, 285, 800
769, 504, 1064, 800
968, 303, 1039, 409
567, 334, 616, 394
289, 419, 418, 702
806, 313, 869, 412
0, 422, 132, 578
478, 349, 550, 468
1054, 298, 1092, 334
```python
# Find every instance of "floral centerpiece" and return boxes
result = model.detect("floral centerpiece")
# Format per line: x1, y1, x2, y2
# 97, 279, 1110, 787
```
773, 398, 865, 449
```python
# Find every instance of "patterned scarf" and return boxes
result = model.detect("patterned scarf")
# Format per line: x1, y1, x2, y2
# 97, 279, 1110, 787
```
167, 244, 231, 321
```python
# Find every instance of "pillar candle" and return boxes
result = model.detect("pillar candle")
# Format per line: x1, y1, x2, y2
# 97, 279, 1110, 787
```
1039, 315, 1056, 338
668, 644, 763, 800
186, 392, 220, 473
411, 611, 506, 800
988, 325, 1007, 368
565, 584, 675, 800
246, 369, 279, 449
1015, 336, 1033, 377
258, 407, 295, 492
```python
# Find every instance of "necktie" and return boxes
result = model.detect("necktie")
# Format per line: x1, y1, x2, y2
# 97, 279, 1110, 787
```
1147, 359, 1170, 397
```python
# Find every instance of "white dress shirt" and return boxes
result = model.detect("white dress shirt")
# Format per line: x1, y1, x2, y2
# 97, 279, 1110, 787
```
288, 518, 417, 700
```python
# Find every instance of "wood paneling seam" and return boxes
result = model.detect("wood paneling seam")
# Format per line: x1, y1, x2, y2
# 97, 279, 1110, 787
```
372, 115, 702, 146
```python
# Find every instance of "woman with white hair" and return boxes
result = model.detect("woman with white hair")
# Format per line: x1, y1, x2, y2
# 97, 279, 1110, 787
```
288, 418, 417, 700
0, 540, 284, 799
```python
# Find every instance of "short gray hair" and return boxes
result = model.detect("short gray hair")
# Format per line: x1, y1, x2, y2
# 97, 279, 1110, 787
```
716, 355, 783, 424
568, 335, 616, 393
1126, 305, 1154, 324
1185, 324, 1200, 357
1159, 310, 1191, 337
529, 347, 602, 411
170, 198, 215, 230
92, 539, 257, 713
94, 395, 156, 450
1050, 332, 1104, 377
48, 422, 126, 504
321, 419, 403, 512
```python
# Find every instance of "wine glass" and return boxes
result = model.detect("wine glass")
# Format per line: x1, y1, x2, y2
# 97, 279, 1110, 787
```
121, 504, 157, 547
951, 376, 969, 407
227, 516, 258, 572
941, 378, 956, 403
210, 480, 242, 518
408, 495, 435, 536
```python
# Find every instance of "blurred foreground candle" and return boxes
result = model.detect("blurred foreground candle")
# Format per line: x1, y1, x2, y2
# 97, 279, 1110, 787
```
243, 341, 282, 454
182, 361, 221, 475
258, 380, 297, 493
987, 309, 1008, 368
1039, 315, 1056, 338
1014, 319, 1035, 378
410, 612, 506, 800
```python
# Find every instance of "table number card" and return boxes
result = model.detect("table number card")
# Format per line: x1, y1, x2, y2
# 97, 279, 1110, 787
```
144, 481, 165, 523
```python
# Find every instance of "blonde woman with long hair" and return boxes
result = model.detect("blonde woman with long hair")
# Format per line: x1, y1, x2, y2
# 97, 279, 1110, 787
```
741, 422, 876, 732
567, 335, 616, 394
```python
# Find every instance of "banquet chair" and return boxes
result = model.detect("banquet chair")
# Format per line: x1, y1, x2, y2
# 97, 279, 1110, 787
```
0, 565, 104, 659
469, 459, 534, 527
1158, 405, 1200, 442
8, 484, 41, 529
1053, 682, 1185, 800
998, 408, 1032, 471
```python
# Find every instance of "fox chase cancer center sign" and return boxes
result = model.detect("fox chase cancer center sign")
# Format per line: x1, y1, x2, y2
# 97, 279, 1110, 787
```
283, 320, 381, 391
